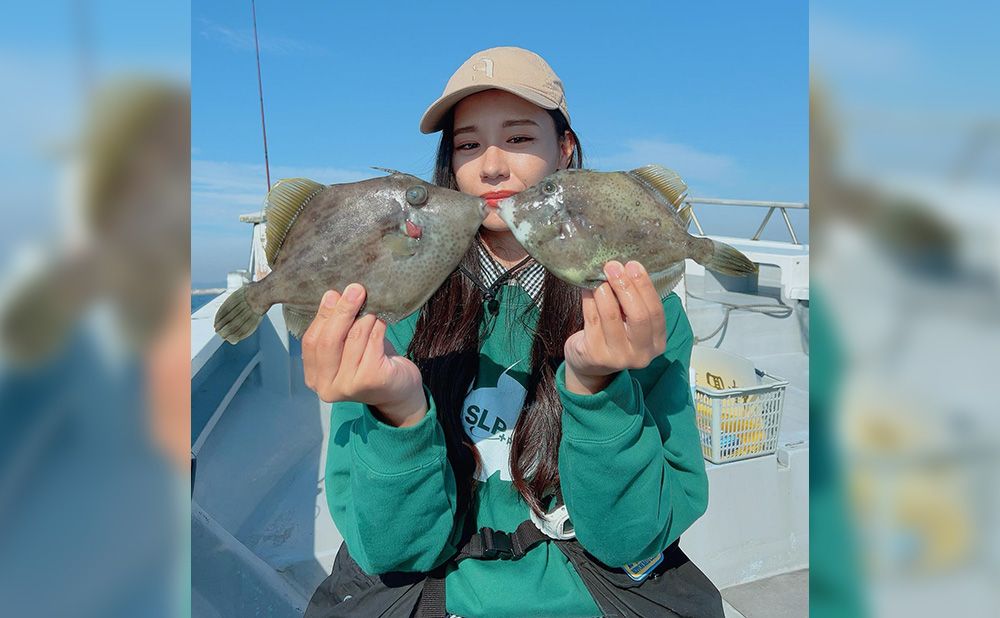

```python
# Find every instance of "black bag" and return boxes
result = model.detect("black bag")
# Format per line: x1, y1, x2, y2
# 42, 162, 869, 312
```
552, 538, 725, 618
305, 519, 723, 618
304, 542, 425, 618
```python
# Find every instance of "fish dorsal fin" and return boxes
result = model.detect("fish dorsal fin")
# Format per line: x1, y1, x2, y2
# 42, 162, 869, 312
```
628, 165, 688, 207
263, 178, 326, 265
628, 165, 691, 226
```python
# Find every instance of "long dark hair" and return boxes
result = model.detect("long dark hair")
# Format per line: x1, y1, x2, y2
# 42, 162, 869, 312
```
408, 106, 585, 517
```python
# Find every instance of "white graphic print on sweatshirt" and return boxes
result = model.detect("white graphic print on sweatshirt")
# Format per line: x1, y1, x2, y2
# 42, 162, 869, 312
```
461, 364, 526, 482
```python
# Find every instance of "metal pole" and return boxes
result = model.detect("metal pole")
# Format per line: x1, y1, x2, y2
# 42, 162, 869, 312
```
74, 0, 94, 101
689, 208, 706, 236
780, 208, 800, 245
251, 0, 271, 191
752, 207, 776, 241
688, 197, 809, 209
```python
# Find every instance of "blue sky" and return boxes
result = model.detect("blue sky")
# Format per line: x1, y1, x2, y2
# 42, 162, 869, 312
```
0, 1, 188, 263
192, 1, 807, 286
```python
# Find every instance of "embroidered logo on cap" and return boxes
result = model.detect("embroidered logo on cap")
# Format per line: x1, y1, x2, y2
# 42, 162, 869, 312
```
471, 57, 494, 79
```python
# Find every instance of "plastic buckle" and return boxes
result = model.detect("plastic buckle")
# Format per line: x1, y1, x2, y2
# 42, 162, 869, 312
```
480, 528, 514, 560
530, 504, 576, 540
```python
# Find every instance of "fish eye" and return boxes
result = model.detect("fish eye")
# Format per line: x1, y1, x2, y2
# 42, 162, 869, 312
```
405, 185, 428, 206
542, 181, 557, 195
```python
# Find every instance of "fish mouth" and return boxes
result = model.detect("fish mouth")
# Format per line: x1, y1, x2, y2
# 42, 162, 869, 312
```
495, 196, 516, 223
475, 198, 488, 218
405, 220, 423, 239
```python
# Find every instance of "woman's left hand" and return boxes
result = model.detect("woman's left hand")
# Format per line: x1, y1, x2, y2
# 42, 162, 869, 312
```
563, 261, 667, 395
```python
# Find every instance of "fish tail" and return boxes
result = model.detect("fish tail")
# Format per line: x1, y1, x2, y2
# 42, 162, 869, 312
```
214, 285, 264, 344
702, 240, 758, 276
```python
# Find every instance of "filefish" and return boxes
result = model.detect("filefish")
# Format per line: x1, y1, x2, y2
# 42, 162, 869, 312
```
215, 170, 487, 344
497, 165, 757, 294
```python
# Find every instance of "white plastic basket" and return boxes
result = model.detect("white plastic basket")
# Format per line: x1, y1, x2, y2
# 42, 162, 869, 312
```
691, 347, 788, 464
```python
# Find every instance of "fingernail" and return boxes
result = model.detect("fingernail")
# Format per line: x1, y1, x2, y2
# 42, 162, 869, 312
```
322, 291, 337, 308
605, 261, 624, 279
626, 261, 645, 278
344, 284, 361, 302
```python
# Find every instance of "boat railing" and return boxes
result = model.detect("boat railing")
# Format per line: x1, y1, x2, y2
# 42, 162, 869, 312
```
683, 197, 808, 245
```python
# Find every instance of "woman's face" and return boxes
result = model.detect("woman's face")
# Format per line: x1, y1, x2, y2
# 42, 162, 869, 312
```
452, 89, 573, 232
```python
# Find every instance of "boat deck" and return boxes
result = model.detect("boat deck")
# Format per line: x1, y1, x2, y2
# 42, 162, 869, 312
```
723, 569, 809, 618
191, 239, 810, 617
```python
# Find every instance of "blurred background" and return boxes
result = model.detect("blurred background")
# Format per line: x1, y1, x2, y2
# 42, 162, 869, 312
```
811, 1, 999, 616
0, 1, 189, 617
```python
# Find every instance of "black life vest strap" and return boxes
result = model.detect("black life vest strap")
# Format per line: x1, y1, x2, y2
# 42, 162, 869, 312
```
416, 519, 551, 617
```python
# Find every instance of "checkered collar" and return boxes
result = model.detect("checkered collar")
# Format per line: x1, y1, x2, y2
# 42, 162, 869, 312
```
475, 238, 545, 304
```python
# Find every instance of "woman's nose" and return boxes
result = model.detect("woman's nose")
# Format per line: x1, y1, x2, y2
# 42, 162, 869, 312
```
479, 145, 509, 180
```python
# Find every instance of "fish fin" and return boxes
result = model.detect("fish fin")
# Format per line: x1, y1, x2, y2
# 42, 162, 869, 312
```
384, 233, 417, 258
648, 262, 686, 297
371, 166, 403, 176
628, 165, 689, 209
263, 178, 326, 266
282, 305, 315, 339
701, 240, 759, 276
214, 285, 265, 344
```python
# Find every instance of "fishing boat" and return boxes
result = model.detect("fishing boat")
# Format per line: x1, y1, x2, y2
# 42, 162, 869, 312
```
190, 197, 809, 617
192, 5, 807, 612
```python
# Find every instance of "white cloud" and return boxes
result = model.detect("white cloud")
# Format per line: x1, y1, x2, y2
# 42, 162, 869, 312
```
192, 159, 368, 224
197, 18, 323, 56
589, 139, 738, 185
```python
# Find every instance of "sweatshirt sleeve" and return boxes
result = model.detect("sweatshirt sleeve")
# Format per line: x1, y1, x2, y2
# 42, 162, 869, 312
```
323, 321, 463, 575
555, 293, 709, 567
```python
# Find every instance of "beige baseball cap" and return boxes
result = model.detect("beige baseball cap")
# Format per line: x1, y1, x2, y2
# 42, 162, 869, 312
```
419, 46, 571, 134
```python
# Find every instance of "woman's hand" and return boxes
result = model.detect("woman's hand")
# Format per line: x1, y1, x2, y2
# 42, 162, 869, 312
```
302, 283, 427, 427
563, 261, 667, 395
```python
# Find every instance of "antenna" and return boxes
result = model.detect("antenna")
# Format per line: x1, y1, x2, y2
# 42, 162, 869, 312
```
251, 0, 271, 191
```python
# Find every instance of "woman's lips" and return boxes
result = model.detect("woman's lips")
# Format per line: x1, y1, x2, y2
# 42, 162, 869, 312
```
481, 190, 517, 207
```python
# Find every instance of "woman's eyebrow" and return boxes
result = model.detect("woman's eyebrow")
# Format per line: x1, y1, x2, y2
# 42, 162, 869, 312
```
502, 119, 539, 128
453, 119, 540, 137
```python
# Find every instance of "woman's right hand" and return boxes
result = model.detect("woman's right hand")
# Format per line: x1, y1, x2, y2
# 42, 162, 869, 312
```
302, 283, 427, 427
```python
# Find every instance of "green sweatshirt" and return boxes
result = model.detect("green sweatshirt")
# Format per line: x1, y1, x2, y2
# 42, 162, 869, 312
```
325, 284, 708, 617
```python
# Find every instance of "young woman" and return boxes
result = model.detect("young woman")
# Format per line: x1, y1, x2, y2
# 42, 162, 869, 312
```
304, 47, 721, 617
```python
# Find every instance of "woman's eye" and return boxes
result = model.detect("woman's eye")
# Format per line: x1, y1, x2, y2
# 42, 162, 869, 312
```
455, 142, 479, 151
508, 135, 534, 144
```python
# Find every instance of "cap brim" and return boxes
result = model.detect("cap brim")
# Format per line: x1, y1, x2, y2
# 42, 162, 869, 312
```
419, 84, 560, 134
